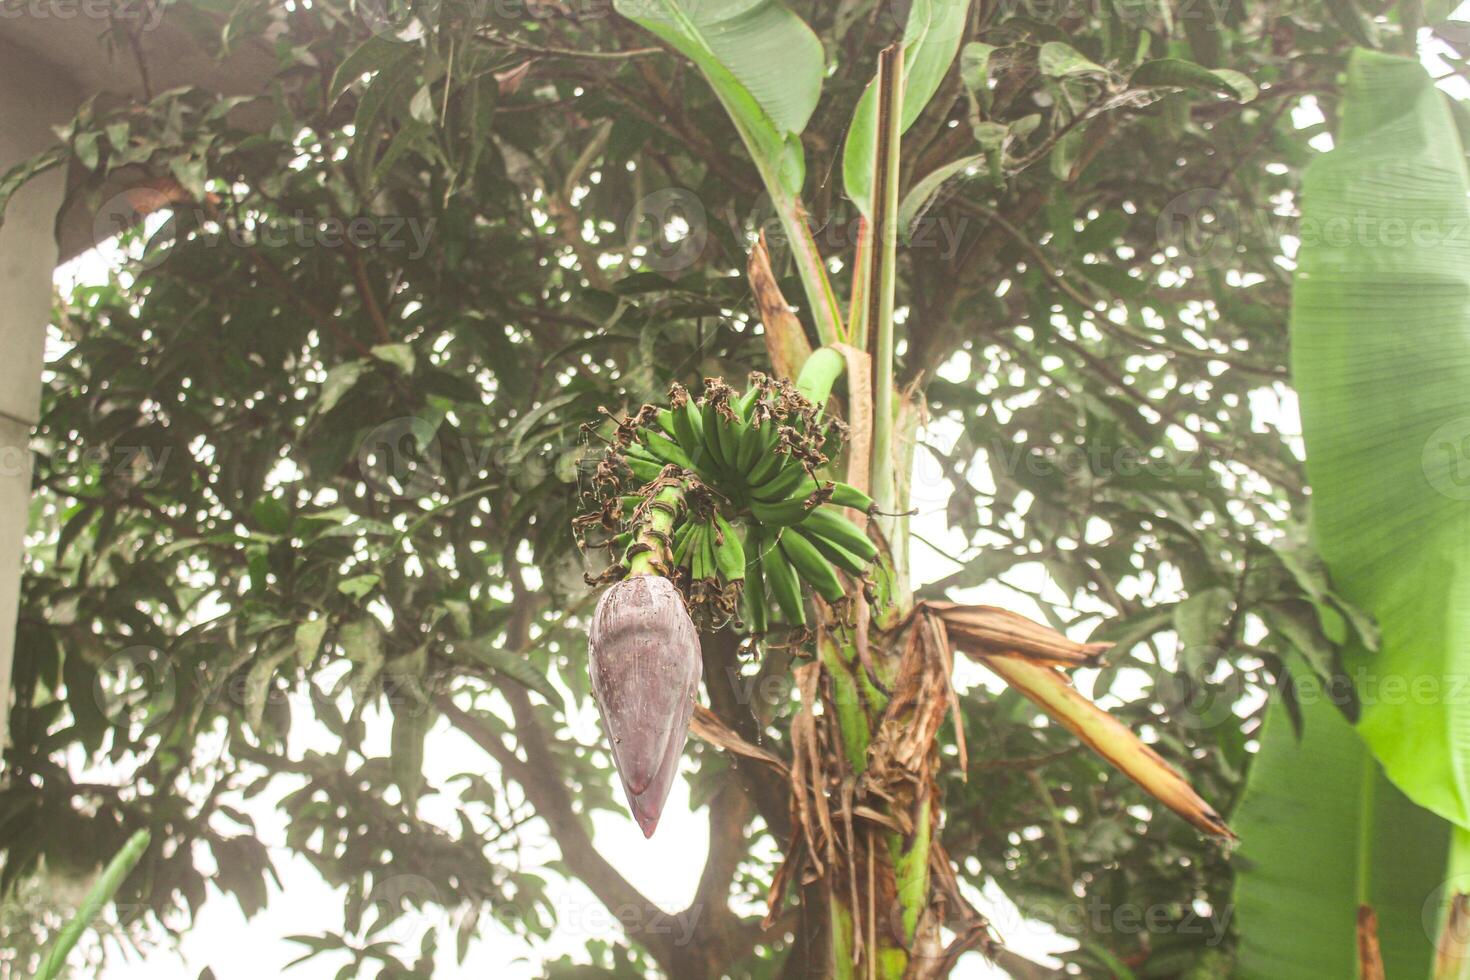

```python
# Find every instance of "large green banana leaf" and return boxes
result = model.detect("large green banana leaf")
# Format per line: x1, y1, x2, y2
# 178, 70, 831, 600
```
1292, 49, 1470, 827
1233, 679, 1448, 979
614, 0, 823, 193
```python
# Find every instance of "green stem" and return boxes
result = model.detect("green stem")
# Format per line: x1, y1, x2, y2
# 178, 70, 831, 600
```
795, 346, 848, 409
38, 829, 151, 980
772, 189, 846, 348
818, 634, 872, 772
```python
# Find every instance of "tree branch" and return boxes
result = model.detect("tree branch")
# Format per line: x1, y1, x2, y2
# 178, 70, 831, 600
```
436, 692, 686, 970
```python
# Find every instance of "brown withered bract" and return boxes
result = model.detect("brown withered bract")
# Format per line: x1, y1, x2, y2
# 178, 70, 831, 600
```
587, 575, 702, 837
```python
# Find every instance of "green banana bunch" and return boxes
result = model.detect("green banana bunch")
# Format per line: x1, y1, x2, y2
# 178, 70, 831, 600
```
589, 369, 882, 631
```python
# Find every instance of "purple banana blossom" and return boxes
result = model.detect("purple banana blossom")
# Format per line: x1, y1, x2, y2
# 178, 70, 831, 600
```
587, 575, 702, 837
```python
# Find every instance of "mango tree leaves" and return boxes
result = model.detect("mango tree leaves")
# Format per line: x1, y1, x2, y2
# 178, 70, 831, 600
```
1131, 58, 1258, 102
1037, 41, 1106, 78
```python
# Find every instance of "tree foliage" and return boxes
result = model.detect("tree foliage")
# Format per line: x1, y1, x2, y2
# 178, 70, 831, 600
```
2, 0, 1459, 976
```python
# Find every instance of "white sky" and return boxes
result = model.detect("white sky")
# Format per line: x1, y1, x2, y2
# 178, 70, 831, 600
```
45, 15, 1470, 978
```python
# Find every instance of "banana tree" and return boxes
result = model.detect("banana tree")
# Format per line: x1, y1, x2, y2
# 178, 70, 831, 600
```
579, 2, 1233, 974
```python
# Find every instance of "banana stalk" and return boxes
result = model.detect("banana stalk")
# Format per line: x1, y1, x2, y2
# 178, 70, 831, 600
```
625, 482, 686, 577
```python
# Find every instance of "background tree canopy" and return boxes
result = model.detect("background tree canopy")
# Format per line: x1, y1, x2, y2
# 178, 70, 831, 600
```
2, 0, 1465, 977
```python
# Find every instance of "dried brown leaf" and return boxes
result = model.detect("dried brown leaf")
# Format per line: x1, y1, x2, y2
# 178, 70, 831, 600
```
979, 653, 1234, 838
929, 601, 1110, 667
1436, 894, 1470, 980
690, 704, 789, 777
748, 231, 813, 382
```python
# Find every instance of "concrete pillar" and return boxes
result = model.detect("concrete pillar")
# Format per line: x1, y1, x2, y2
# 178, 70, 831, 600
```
0, 37, 77, 748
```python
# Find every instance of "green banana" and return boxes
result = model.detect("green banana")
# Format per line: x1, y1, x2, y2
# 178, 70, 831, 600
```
779, 527, 846, 603
712, 403, 744, 469
701, 398, 730, 472
763, 542, 806, 625
749, 492, 822, 527
751, 463, 819, 502
743, 528, 769, 632
641, 431, 696, 470
657, 409, 679, 439
735, 417, 768, 472
671, 400, 710, 473
699, 523, 719, 582
713, 514, 746, 582
673, 398, 702, 447
744, 436, 787, 487
798, 525, 869, 576
671, 520, 695, 561
673, 521, 698, 567
795, 346, 845, 407
829, 482, 875, 512
735, 386, 761, 420
624, 455, 663, 482
799, 505, 879, 561
689, 523, 710, 579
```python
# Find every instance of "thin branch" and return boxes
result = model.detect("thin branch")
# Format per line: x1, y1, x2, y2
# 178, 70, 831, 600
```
346, 247, 391, 344
436, 693, 684, 970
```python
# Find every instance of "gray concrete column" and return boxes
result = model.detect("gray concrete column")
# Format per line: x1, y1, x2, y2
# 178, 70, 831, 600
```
0, 37, 78, 748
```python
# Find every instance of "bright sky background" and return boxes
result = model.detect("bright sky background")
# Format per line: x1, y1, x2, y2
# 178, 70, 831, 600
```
42, 14, 1468, 979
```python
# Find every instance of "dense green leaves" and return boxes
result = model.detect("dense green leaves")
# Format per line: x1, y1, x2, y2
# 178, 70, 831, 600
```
1292, 50, 1470, 828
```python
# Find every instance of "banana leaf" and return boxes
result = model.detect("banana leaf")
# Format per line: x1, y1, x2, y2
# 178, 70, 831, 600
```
1292, 49, 1470, 827
1233, 677, 1447, 979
